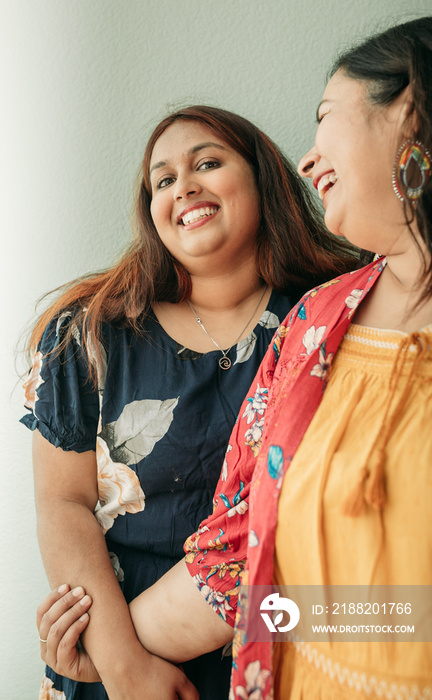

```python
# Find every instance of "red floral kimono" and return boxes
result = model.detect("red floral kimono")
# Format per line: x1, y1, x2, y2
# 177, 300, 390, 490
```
184, 258, 385, 699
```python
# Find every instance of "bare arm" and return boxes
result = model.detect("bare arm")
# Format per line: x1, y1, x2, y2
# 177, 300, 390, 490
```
34, 430, 196, 699
36, 559, 233, 683
129, 559, 233, 663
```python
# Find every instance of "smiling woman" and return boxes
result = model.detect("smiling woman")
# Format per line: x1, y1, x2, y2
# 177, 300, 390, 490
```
149, 121, 261, 275
299, 72, 409, 252
22, 105, 360, 700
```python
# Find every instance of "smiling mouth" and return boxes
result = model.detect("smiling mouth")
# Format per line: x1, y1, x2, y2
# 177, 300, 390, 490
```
180, 206, 219, 226
317, 173, 338, 200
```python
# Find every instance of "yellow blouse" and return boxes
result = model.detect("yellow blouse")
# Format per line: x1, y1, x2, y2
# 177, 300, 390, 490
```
273, 323, 432, 699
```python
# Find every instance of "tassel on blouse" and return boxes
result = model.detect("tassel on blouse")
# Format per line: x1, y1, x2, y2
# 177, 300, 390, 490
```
342, 332, 428, 518
364, 447, 387, 510
342, 467, 370, 517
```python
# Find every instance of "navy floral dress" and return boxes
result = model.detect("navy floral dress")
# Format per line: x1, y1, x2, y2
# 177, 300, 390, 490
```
21, 291, 293, 700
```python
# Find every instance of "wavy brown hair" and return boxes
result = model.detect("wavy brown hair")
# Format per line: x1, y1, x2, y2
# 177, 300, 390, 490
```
331, 16, 432, 299
27, 105, 360, 368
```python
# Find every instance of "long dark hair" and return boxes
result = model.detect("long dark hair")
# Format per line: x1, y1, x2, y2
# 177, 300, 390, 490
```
331, 16, 432, 298
27, 105, 359, 364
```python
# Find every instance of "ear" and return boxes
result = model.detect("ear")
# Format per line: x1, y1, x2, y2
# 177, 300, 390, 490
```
395, 84, 419, 136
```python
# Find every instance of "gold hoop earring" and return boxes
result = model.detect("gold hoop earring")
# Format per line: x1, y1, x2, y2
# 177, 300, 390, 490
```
392, 140, 431, 202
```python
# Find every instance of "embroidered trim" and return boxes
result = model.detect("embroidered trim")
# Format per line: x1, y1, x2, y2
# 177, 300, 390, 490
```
294, 642, 432, 699
344, 333, 402, 350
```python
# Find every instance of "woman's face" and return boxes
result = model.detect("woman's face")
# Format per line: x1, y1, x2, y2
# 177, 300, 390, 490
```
297, 71, 409, 254
149, 120, 261, 274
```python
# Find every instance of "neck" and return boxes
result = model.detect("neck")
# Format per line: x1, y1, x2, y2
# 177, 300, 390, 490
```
152, 258, 272, 353
386, 224, 427, 283
355, 231, 432, 332
188, 258, 265, 312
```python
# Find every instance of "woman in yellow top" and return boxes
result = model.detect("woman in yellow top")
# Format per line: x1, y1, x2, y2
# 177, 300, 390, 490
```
36, 16, 432, 699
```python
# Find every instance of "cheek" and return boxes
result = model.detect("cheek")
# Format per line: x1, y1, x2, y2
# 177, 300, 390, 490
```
231, 173, 260, 224
149, 198, 167, 231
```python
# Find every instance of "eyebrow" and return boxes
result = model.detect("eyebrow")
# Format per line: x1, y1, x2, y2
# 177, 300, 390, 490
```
149, 142, 228, 175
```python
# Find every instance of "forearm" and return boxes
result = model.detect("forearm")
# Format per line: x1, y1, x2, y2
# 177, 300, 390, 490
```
37, 501, 151, 685
129, 559, 233, 663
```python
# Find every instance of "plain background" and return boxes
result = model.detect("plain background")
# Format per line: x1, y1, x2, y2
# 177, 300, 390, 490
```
2, 0, 431, 694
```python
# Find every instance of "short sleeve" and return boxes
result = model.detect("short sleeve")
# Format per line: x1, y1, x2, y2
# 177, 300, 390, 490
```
183, 323, 284, 626
20, 312, 100, 452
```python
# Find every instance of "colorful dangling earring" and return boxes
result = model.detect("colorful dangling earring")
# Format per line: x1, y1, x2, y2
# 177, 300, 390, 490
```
392, 140, 431, 202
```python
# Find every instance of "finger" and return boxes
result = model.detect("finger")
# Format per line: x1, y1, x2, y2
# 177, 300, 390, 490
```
36, 584, 70, 630
38, 587, 88, 644
46, 611, 91, 669
41, 595, 92, 667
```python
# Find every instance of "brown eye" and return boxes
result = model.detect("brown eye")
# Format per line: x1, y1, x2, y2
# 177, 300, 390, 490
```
198, 160, 220, 171
157, 176, 176, 190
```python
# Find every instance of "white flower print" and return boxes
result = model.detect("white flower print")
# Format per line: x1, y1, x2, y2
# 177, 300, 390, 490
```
235, 660, 272, 700
99, 397, 179, 466
243, 385, 268, 456
39, 676, 67, 699
245, 418, 264, 445
55, 311, 82, 346
227, 500, 249, 518
248, 530, 259, 548
197, 525, 210, 536
109, 551, 125, 582
86, 330, 108, 394
258, 311, 280, 330
234, 311, 280, 366
310, 344, 334, 381
235, 331, 258, 365
242, 385, 268, 424
193, 573, 233, 621
23, 351, 44, 411
302, 325, 326, 355
94, 436, 145, 533
345, 288, 363, 309
221, 445, 232, 481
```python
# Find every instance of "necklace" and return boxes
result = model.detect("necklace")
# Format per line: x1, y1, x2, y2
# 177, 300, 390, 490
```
187, 284, 268, 370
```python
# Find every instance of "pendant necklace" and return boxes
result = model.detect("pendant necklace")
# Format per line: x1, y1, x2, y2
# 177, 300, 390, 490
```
187, 284, 268, 370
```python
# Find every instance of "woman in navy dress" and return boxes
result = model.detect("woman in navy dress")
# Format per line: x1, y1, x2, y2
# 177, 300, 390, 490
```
23, 105, 358, 699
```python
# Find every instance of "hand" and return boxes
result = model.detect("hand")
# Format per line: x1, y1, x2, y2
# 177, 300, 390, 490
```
103, 653, 200, 700
37, 585, 200, 699
37, 584, 100, 682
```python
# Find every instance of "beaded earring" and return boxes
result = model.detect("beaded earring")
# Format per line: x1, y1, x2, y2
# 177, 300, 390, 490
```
392, 140, 431, 202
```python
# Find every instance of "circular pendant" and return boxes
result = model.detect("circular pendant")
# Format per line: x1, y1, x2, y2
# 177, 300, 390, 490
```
219, 356, 232, 370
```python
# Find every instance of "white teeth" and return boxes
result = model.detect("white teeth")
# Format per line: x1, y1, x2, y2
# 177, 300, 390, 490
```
317, 173, 338, 200
181, 206, 218, 226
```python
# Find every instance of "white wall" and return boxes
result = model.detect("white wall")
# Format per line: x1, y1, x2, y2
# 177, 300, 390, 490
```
2, 0, 430, 694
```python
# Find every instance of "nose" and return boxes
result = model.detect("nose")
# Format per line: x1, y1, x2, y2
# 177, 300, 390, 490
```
297, 147, 319, 178
173, 171, 202, 200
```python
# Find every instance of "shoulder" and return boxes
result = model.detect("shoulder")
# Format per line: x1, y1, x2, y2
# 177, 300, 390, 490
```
32, 309, 84, 365
260, 290, 296, 330
269, 289, 296, 311
291, 257, 385, 323
271, 258, 385, 361
21, 308, 102, 451
38, 307, 139, 356
35, 307, 111, 386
